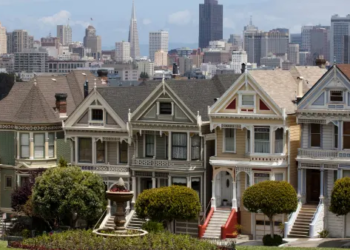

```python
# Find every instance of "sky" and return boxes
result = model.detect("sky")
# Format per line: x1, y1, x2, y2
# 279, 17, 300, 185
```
0, 0, 350, 50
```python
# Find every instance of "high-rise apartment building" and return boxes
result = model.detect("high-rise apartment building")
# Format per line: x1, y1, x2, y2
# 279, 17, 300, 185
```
310, 27, 330, 62
0, 22, 7, 55
199, 0, 223, 49
115, 41, 131, 63
344, 35, 350, 64
57, 24, 72, 46
128, 0, 140, 60
154, 50, 168, 67
14, 48, 48, 73
231, 50, 247, 74
288, 43, 300, 65
301, 26, 313, 51
149, 30, 168, 62
290, 33, 302, 48
6, 30, 33, 54
331, 15, 350, 64
83, 25, 102, 60
178, 57, 193, 75
137, 60, 154, 78
228, 34, 242, 50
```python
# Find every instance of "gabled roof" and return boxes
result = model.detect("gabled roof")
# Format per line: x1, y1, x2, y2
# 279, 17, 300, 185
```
337, 64, 350, 80
0, 70, 107, 124
291, 66, 327, 87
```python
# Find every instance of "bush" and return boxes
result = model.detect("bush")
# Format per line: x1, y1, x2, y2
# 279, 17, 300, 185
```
262, 234, 283, 246
11, 230, 217, 250
318, 229, 329, 238
142, 221, 164, 233
330, 177, 350, 216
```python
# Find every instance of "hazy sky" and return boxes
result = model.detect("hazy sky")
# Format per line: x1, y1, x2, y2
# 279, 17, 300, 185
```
0, 0, 349, 48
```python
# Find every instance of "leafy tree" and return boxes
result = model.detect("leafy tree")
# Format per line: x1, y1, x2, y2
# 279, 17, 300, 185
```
243, 181, 297, 239
32, 167, 106, 228
0, 73, 15, 100
135, 186, 201, 229
140, 72, 149, 81
330, 177, 350, 216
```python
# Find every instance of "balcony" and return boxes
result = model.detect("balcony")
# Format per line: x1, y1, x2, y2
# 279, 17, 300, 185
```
298, 148, 350, 161
76, 164, 129, 174
132, 158, 203, 170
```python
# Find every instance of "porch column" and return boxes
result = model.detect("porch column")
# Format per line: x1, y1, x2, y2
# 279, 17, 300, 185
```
232, 180, 237, 210
338, 121, 343, 151
74, 137, 78, 164
211, 175, 216, 209
131, 171, 136, 204
338, 169, 343, 179
187, 176, 191, 188
297, 167, 302, 201
152, 172, 156, 189
16, 132, 20, 159
320, 167, 324, 203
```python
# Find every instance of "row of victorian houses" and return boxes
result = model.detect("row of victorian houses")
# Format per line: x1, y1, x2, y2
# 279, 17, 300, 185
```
1, 64, 350, 239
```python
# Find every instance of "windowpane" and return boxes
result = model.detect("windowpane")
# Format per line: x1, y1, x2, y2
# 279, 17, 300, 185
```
242, 95, 254, 106
344, 122, 350, 149
48, 133, 55, 158
172, 133, 187, 160
311, 124, 321, 147
5, 177, 12, 188
146, 135, 154, 157
92, 109, 103, 121
254, 127, 270, 153
119, 141, 128, 164
335, 125, 338, 149
275, 173, 284, 181
254, 173, 270, 184
20, 133, 30, 158
79, 138, 92, 163
160, 103, 172, 115
247, 130, 250, 153
224, 129, 235, 152
34, 134, 45, 159
191, 135, 200, 160
330, 91, 343, 102
275, 128, 283, 153
96, 141, 105, 163
172, 177, 187, 186
191, 177, 201, 201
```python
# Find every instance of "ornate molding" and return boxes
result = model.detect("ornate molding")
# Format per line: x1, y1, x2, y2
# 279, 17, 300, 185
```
210, 114, 282, 120
0, 124, 62, 131
235, 167, 252, 176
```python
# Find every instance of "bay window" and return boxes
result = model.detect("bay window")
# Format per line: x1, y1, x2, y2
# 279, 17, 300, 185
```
172, 133, 187, 160
191, 135, 200, 160
119, 141, 128, 164
254, 127, 270, 153
145, 135, 155, 158
275, 128, 283, 153
343, 122, 350, 149
79, 138, 92, 163
96, 141, 105, 163
311, 124, 321, 147
34, 133, 45, 159
20, 133, 30, 158
48, 133, 55, 158
224, 128, 235, 152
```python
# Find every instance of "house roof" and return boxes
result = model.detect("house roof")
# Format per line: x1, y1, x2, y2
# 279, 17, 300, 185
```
97, 74, 242, 122
336, 64, 350, 80
0, 70, 107, 124
290, 66, 327, 92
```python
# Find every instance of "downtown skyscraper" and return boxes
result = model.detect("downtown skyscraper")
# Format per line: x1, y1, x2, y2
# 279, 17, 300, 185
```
128, 0, 140, 60
199, 0, 223, 49
331, 15, 350, 64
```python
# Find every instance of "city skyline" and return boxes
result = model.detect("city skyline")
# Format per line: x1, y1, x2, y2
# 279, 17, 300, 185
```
0, 0, 349, 49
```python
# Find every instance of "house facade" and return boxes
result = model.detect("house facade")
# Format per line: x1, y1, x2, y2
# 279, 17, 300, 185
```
292, 64, 350, 238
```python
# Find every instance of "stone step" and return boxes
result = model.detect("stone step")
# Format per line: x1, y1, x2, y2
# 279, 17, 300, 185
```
288, 233, 309, 238
290, 228, 309, 234
292, 224, 310, 229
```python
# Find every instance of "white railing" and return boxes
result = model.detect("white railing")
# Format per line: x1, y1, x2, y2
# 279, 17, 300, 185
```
309, 203, 324, 238
78, 164, 129, 173
132, 158, 203, 169
284, 202, 302, 237
249, 154, 287, 162
298, 148, 350, 159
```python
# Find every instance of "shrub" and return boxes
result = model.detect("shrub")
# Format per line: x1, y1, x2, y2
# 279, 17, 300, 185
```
142, 220, 164, 233
135, 186, 201, 228
330, 177, 350, 216
243, 181, 297, 238
262, 234, 283, 246
318, 229, 329, 238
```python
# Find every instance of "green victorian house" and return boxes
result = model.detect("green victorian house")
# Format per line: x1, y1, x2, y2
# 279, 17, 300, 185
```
0, 70, 106, 212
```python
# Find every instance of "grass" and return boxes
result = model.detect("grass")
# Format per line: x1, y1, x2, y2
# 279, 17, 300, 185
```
0, 240, 21, 250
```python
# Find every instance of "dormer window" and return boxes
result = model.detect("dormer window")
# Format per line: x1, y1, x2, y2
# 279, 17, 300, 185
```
330, 91, 343, 102
92, 109, 103, 121
159, 103, 172, 115
242, 95, 254, 106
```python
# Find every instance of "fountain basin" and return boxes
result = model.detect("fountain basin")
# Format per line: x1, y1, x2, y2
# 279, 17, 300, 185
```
93, 228, 148, 238
106, 191, 134, 202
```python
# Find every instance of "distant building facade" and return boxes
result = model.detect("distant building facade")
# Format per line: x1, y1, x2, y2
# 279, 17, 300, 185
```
57, 25, 72, 46
154, 50, 168, 67
331, 15, 350, 64
149, 30, 168, 62
0, 22, 7, 55
231, 50, 247, 74
115, 41, 131, 63
83, 26, 102, 60
7, 30, 33, 53
290, 33, 302, 48
288, 43, 300, 65
14, 48, 48, 73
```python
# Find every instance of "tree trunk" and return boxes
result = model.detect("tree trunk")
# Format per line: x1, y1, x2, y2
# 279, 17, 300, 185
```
269, 216, 274, 239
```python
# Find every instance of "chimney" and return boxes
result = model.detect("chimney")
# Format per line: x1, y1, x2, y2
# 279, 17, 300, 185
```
172, 63, 180, 79
315, 56, 326, 68
55, 93, 68, 118
84, 80, 89, 99
97, 69, 109, 84
241, 63, 246, 73
297, 77, 304, 101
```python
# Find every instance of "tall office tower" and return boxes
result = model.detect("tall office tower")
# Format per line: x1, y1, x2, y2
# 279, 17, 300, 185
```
299, 51, 312, 66
57, 24, 72, 46
115, 41, 131, 63
149, 30, 168, 62
310, 27, 330, 62
344, 35, 350, 64
6, 30, 32, 53
275, 28, 289, 34
128, 0, 140, 60
288, 43, 300, 65
228, 34, 242, 50
261, 29, 289, 58
244, 16, 259, 35
331, 15, 350, 64
244, 32, 263, 65
199, 0, 223, 49
290, 33, 302, 48
0, 22, 7, 54
301, 26, 313, 51
83, 25, 102, 60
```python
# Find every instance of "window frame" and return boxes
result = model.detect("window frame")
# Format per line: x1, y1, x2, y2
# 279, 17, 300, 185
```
254, 127, 270, 154
48, 132, 55, 158
145, 134, 155, 158
172, 133, 188, 160
334, 125, 338, 149
5, 176, 13, 189
159, 102, 172, 115
254, 172, 270, 185
275, 128, 284, 154
119, 141, 128, 164
20, 133, 30, 159
330, 90, 344, 103
223, 128, 236, 153
310, 124, 321, 148
78, 138, 92, 163
96, 140, 106, 163
274, 173, 284, 181
343, 122, 350, 150
172, 177, 187, 187
241, 94, 255, 107
91, 109, 104, 121
34, 133, 45, 159
191, 176, 202, 202
191, 135, 201, 160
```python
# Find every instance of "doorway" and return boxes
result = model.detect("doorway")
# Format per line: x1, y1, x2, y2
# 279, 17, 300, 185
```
140, 178, 152, 195
220, 172, 233, 206
306, 169, 320, 204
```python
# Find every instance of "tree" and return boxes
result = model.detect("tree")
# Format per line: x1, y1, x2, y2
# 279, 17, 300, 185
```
135, 186, 201, 229
243, 181, 297, 238
0, 73, 15, 100
32, 166, 106, 228
140, 72, 149, 81
330, 177, 350, 216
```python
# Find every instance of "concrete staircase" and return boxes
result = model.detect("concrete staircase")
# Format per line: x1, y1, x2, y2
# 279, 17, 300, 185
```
127, 213, 146, 229
288, 205, 317, 238
202, 210, 230, 239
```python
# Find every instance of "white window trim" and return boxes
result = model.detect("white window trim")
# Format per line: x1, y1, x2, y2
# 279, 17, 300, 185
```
253, 172, 271, 185
144, 133, 156, 158
329, 90, 345, 104
4, 175, 13, 190
223, 128, 236, 153
89, 106, 106, 125
273, 172, 285, 181
253, 126, 271, 154
240, 94, 256, 108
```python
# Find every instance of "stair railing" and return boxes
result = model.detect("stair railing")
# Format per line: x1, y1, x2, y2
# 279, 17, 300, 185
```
284, 202, 302, 237
309, 202, 324, 238
198, 201, 215, 239
221, 209, 237, 240
92, 210, 107, 232
200, 200, 212, 225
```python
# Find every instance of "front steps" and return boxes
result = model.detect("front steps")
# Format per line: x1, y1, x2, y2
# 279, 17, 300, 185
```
202, 210, 230, 239
127, 213, 146, 229
288, 205, 317, 238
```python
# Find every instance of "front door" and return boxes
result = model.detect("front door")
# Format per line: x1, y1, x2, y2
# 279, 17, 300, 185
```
306, 169, 320, 204
220, 172, 233, 206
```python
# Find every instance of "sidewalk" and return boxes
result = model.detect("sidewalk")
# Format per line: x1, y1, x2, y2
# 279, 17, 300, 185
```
282, 238, 350, 248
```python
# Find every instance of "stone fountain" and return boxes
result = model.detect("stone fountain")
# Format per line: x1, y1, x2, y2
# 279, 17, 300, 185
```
93, 178, 147, 237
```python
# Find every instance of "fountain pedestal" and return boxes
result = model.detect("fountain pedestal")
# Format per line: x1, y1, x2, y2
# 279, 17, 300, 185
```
106, 192, 134, 231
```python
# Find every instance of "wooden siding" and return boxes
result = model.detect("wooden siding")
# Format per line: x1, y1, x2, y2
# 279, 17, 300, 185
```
1, 168, 16, 208
286, 115, 300, 190
217, 128, 247, 159
322, 123, 334, 150
0, 131, 15, 166
77, 111, 88, 124
108, 142, 118, 165
239, 172, 251, 234
106, 113, 118, 125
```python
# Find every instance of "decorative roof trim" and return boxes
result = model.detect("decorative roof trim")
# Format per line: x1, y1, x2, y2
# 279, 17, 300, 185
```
0, 124, 62, 131
210, 114, 282, 120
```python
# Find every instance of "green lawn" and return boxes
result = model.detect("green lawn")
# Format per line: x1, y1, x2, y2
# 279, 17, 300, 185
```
0, 240, 21, 250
